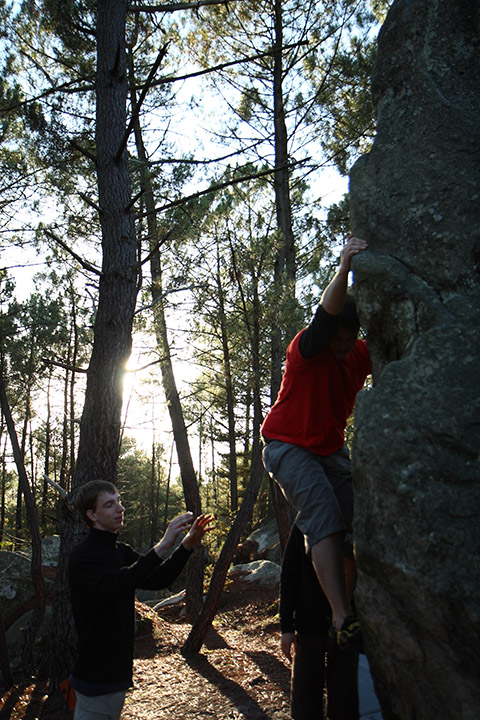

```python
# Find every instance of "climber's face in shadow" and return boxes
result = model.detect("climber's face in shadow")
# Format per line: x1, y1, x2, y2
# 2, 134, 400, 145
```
328, 327, 357, 361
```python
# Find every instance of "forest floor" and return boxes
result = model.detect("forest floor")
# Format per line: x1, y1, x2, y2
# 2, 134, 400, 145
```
0, 576, 292, 720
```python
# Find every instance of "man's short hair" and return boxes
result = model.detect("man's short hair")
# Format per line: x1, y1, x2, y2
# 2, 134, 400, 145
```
76, 479, 118, 527
338, 293, 360, 334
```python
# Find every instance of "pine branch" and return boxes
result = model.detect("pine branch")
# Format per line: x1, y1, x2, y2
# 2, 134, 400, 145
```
137, 229, 172, 268
44, 475, 75, 513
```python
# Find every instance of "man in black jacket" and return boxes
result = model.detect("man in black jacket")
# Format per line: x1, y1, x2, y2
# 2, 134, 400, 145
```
280, 524, 359, 720
69, 479, 212, 720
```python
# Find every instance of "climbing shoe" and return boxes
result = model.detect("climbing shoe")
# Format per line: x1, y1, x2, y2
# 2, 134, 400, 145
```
336, 614, 362, 651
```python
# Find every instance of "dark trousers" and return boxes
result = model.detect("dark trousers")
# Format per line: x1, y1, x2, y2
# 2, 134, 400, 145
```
291, 632, 359, 720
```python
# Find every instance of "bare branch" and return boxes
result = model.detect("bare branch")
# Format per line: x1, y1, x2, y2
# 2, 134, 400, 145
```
69, 138, 97, 164
134, 284, 199, 315
44, 229, 102, 276
130, 40, 308, 91
125, 188, 145, 212
136, 229, 172, 270
136, 158, 307, 218
125, 357, 164, 372
79, 192, 102, 214
116, 43, 170, 163
41, 357, 88, 374
129, 0, 241, 14
43, 474, 68, 500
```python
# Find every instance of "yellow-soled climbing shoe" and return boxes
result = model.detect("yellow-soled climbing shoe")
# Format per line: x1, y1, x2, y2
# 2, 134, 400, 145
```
336, 614, 362, 651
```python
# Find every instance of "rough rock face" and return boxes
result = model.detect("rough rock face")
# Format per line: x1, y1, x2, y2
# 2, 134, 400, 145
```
348, 2, 480, 719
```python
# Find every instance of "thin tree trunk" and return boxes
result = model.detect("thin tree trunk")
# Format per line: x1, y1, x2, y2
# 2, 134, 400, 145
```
58, 336, 71, 492
149, 431, 158, 547
182, 260, 266, 654
215, 242, 238, 512
15, 370, 33, 545
42, 372, 52, 533
0, 430, 6, 544
0, 373, 46, 676
182, 448, 265, 655
163, 442, 173, 533
69, 282, 80, 488
127, 51, 204, 620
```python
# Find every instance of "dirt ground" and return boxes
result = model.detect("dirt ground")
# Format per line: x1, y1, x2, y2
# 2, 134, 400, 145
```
0, 578, 292, 720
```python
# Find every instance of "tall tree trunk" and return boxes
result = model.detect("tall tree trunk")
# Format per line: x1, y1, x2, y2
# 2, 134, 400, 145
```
269, 0, 296, 553
149, 433, 158, 547
59, 332, 71, 493
15, 358, 34, 545
0, 428, 6, 544
163, 442, 173, 533
271, 0, 296, 397
74, 0, 138, 487
50, 0, 139, 683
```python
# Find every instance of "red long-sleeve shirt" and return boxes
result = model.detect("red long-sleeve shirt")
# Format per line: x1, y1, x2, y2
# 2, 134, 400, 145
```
261, 307, 370, 455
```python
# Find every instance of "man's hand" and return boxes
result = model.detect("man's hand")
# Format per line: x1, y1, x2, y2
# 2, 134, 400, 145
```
320, 236, 368, 316
153, 511, 195, 558
182, 513, 215, 551
280, 632, 296, 662
338, 236, 368, 275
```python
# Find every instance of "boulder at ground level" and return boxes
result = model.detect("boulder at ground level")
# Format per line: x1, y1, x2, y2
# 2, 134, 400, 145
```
234, 519, 280, 565
229, 560, 281, 589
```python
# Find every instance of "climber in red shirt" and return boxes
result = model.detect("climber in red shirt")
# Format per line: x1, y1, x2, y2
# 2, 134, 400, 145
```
262, 236, 370, 650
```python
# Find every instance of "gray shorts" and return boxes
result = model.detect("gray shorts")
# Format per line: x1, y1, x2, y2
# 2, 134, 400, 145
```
74, 690, 126, 720
262, 440, 353, 555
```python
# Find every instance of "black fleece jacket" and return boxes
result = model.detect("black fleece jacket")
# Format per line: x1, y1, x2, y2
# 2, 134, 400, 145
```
68, 528, 191, 689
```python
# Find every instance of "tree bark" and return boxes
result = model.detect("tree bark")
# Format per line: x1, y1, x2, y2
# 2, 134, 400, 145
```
50, 0, 139, 683
74, 0, 138, 488
269, 0, 296, 553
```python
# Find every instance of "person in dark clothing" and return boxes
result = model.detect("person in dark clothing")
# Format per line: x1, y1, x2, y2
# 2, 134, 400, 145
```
262, 237, 370, 649
280, 524, 359, 720
68, 479, 213, 720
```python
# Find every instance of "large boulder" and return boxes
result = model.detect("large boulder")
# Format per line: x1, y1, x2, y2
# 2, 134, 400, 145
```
349, 2, 480, 719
